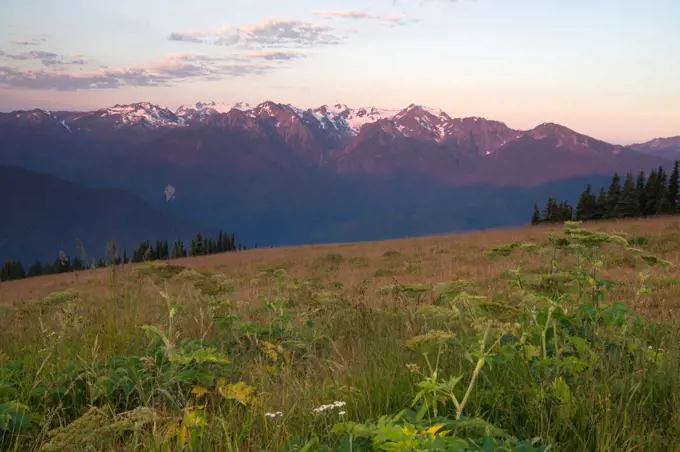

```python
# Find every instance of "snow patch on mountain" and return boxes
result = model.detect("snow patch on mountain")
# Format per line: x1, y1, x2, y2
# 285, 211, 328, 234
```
346, 107, 401, 130
176, 101, 252, 117
394, 104, 448, 121
288, 104, 306, 118
254, 101, 278, 116
59, 119, 72, 134
436, 124, 447, 139
174, 100, 456, 137
39, 109, 74, 134
312, 105, 404, 134
100, 102, 185, 128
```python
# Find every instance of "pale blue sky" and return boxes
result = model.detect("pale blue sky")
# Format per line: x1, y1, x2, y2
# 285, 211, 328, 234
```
1, 0, 679, 143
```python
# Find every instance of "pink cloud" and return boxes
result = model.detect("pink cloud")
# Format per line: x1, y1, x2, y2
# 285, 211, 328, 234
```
311, 9, 419, 26
0, 52, 278, 91
1, 50, 89, 67
169, 17, 343, 48
244, 49, 307, 61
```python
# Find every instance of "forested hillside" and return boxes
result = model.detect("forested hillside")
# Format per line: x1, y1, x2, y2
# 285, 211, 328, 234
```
532, 161, 680, 224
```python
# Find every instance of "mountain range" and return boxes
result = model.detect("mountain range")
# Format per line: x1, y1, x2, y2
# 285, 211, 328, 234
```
0, 100, 677, 264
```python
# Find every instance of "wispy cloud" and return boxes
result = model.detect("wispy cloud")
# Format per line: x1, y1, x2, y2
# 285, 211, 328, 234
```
311, 9, 419, 26
168, 17, 344, 48
0, 52, 283, 90
168, 32, 204, 44
11, 41, 40, 46
9, 34, 49, 47
1, 50, 89, 67
5, 50, 58, 61
245, 49, 307, 61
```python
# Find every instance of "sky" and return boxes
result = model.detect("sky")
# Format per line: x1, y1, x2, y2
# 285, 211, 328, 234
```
1, 0, 679, 144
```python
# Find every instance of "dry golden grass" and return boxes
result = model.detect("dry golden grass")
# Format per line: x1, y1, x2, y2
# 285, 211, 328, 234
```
3, 215, 680, 318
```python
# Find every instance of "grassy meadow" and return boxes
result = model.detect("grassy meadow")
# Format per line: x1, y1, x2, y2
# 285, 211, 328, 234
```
3, 217, 680, 450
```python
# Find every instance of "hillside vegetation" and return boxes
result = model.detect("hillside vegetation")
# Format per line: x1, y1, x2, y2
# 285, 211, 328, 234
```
2, 217, 680, 450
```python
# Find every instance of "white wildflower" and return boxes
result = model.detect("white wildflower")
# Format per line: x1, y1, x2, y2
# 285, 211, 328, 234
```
312, 400, 347, 414
265, 411, 283, 418
338, 411, 346, 416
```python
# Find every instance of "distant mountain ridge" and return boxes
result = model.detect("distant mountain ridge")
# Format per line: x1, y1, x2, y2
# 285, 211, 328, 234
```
1, 100, 672, 186
1, 100, 677, 264
0, 165, 216, 264
630, 136, 680, 160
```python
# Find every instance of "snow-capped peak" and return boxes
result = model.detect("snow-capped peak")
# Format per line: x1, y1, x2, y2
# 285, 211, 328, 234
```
313, 104, 453, 135
342, 107, 400, 132
332, 103, 350, 112
100, 102, 184, 128
315, 103, 350, 116
394, 104, 449, 121
309, 106, 398, 134
253, 100, 286, 116
176, 101, 253, 117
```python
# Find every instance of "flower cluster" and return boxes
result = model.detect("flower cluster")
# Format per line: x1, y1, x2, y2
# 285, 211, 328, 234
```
265, 411, 283, 419
312, 400, 346, 415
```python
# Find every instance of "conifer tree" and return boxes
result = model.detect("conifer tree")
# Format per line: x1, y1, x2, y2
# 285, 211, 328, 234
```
190, 233, 205, 256
531, 202, 541, 225
1, 260, 26, 281
644, 168, 659, 215
41, 263, 54, 275
542, 197, 557, 223
636, 171, 647, 216
558, 201, 573, 222
655, 166, 672, 214
0, 261, 9, 281
657, 186, 673, 214
172, 240, 185, 258
605, 172, 622, 218
575, 184, 597, 221
72, 257, 84, 271
28, 260, 43, 277
669, 160, 679, 212
153, 240, 161, 260
16, 260, 26, 279
593, 187, 607, 220
619, 172, 640, 218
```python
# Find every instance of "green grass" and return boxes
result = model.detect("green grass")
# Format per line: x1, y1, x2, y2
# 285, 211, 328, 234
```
2, 220, 680, 450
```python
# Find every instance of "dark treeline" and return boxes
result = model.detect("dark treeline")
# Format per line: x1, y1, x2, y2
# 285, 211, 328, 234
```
0, 230, 245, 283
532, 161, 680, 225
